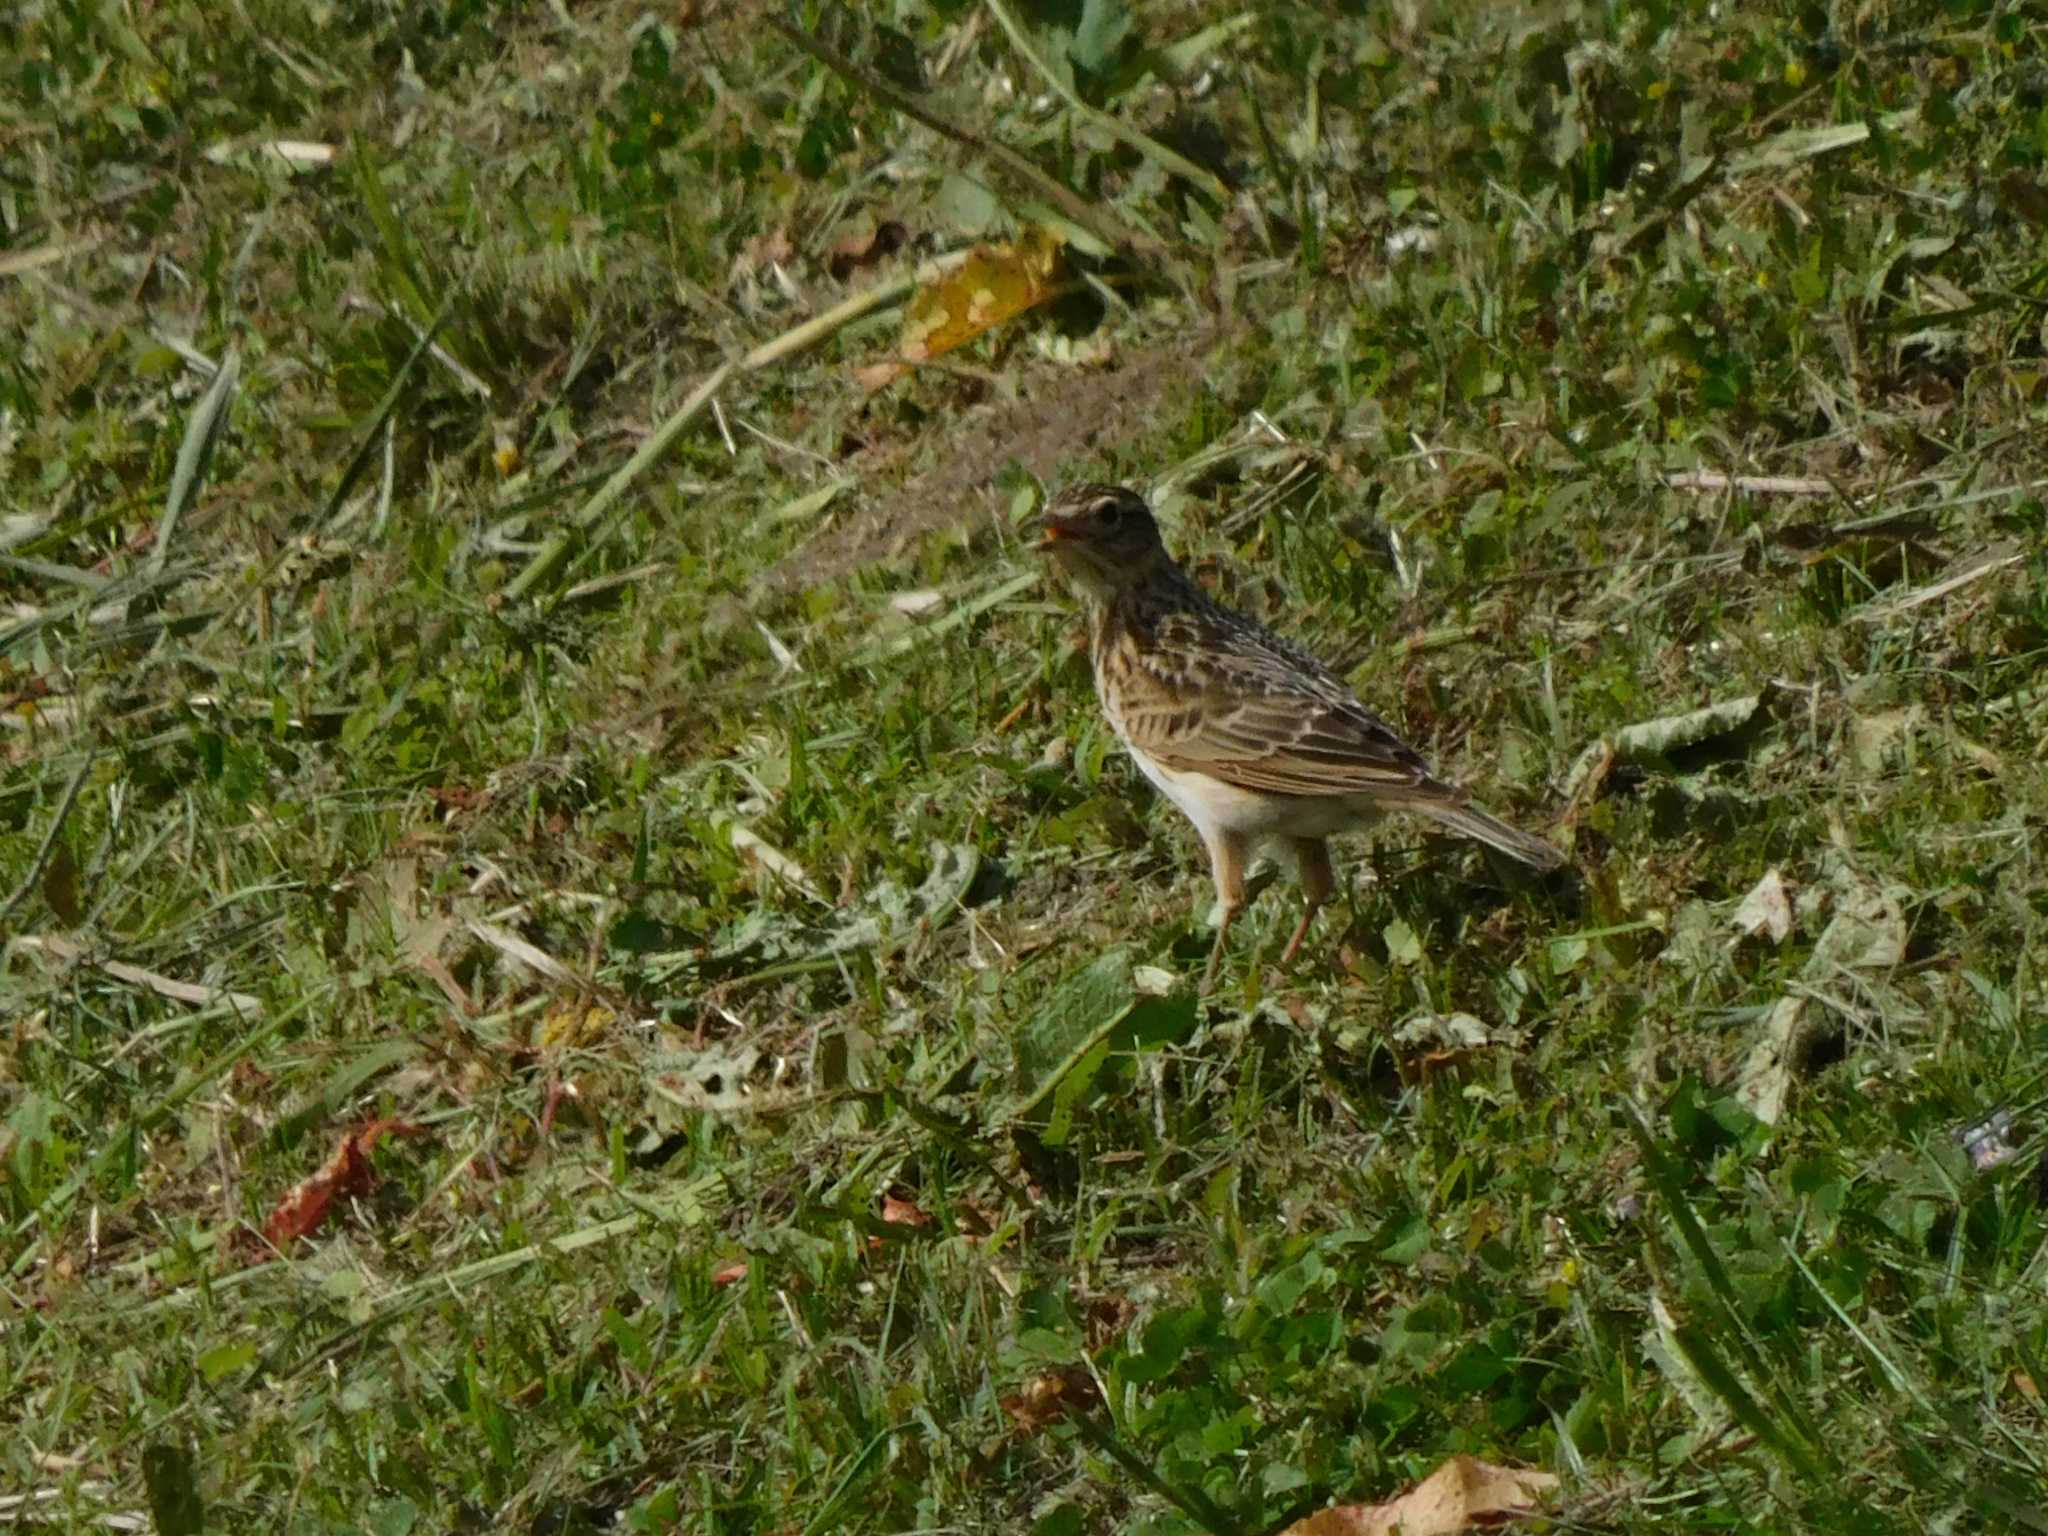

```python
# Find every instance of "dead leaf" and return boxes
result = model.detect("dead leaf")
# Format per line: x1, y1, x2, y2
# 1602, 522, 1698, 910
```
827, 220, 909, 280
1736, 870, 1909, 1123
229, 1059, 272, 1093
1279, 1455, 1559, 1536
880, 1191, 934, 1229
538, 995, 619, 1051
743, 227, 794, 270
859, 228, 1065, 391
431, 783, 488, 816
1807, 877, 1909, 972
1730, 867, 1794, 945
262, 1119, 423, 1247
1000, 1365, 1100, 1436
1561, 691, 1774, 803
1081, 1294, 1135, 1350
711, 1260, 749, 1287
721, 816, 826, 903
889, 588, 944, 617
1850, 706, 1922, 775
854, 360, 911, 391
468, 919, 582, 987
1394, 1010, 1497, 1051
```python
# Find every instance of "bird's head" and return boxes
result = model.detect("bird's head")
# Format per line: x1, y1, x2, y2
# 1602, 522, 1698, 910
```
1030, 483, 1170, 600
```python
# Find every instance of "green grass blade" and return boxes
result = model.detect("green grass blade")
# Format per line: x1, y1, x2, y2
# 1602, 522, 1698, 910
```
152, 348, 238, 576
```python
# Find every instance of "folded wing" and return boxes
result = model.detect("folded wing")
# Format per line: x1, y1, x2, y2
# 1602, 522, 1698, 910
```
1120, 610, 1447, 800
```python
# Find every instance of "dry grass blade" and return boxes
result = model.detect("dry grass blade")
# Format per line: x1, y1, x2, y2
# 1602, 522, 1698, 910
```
466, 919, 583, 988
506, 249, 974, 603
19, 934, 263, 1014
1851, 543, 2024, 624
0, 239, 99, 278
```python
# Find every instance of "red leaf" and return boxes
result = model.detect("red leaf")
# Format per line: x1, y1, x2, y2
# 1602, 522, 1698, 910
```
263, 1119, 422, 1247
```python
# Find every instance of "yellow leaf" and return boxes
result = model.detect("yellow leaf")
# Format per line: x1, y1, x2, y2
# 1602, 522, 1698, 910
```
861, 229, 1065, 389
539, 996, 617, 1051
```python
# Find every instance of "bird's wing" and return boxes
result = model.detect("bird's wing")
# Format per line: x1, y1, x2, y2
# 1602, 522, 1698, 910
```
1115, 606, 1448, 800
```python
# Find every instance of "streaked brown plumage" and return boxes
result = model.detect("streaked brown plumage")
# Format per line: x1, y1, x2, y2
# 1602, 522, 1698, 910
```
1032, 482, 1563, 988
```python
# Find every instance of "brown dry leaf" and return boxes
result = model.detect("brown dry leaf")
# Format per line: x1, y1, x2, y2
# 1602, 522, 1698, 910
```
1280, 1455, 1558, 1536
743, 226, 794, 270
1000, 1365, 1100, 1436
880, 1191, 934, 1229
854, 359, 911, 391
263, 1118, 423, 1248
1082, 1294, 1136, 1351
430, 782, 488, 816
828, 220, 909, 280
860, 228, 1065, 391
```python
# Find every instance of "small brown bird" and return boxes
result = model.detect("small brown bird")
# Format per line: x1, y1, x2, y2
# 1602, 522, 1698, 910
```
1033, 483, 1563, 988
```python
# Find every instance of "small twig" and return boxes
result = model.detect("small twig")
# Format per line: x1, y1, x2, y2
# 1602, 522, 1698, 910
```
764, 14, 1151, 253
931, 6, 983, 77
981, 0, 1230, 205
1663, 471, 1838, 497
0, 748, 95, 929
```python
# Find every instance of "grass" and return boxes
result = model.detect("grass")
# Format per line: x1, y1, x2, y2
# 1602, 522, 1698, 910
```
5, 0, 2048, 1530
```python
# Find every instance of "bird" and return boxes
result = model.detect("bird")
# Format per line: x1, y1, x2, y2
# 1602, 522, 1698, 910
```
1030, 482, 1563, 989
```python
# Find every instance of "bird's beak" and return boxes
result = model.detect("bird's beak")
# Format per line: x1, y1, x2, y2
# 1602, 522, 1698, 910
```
1028, 514, 1076, 552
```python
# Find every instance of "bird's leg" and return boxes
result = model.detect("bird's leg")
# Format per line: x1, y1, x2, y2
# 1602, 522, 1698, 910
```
1200, 828, 1250, 993
1279, 837, 1334, 967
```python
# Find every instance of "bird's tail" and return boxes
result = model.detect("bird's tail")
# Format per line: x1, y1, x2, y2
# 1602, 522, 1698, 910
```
1408, 797, 1565, 872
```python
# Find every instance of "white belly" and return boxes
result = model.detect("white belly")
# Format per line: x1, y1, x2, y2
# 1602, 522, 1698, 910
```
1121, 737, 1380, 843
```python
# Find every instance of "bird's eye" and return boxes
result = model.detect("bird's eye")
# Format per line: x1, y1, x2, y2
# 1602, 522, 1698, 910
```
1095, 498, 1123, 526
